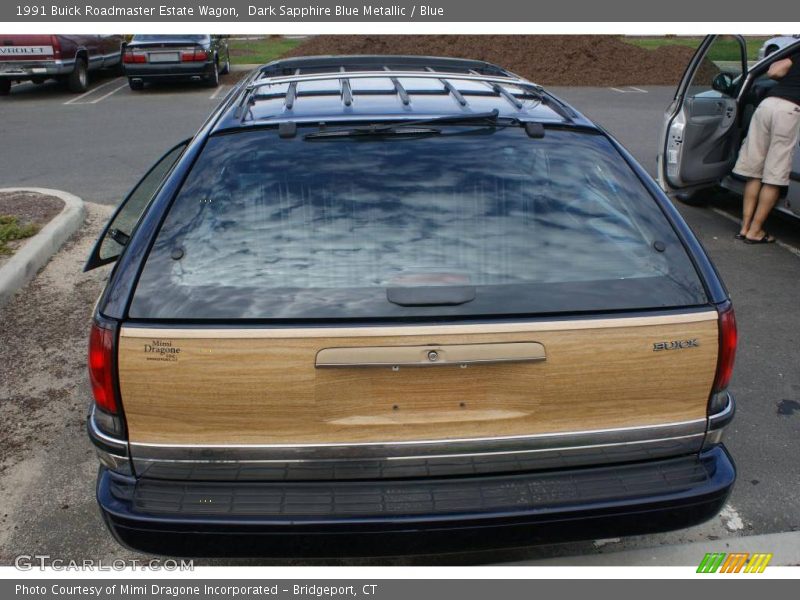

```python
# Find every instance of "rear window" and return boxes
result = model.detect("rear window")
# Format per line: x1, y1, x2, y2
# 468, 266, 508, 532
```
132, 35, 209, 42
129, 126, 707, 321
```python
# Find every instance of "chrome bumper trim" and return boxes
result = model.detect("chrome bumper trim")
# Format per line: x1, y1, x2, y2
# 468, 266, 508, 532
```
704, 392, 735, 448
708, 392, 735, 430
87, 409, 132, 475
130, 417, 707, 459
129, 418, 709, 480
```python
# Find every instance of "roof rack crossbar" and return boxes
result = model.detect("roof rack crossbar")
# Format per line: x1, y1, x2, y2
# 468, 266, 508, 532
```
391, 77, 410, 105
340, 78, 353, 107
441, 79, 468, 106
491, 82, 524, 110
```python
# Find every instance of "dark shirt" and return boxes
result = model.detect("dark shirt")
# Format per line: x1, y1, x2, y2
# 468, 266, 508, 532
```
769, 51, 800, 106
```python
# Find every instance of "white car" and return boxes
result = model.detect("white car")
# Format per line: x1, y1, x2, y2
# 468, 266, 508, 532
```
757, 35, 800, 60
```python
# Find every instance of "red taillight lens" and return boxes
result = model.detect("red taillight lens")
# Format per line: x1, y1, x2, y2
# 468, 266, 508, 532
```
123, 51, 146, 64
89, 323, 117, 414
50, 35, 61, 58
712, 303, 737, 393
181, 48, 208, 62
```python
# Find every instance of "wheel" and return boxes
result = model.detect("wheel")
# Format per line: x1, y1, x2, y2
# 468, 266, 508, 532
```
0, 80, 10, 96
67, 58, 89, 93
128, 78, 144, 91
765, 45, 779, 57
205, 60, 220, 87
220, 55, 231, 75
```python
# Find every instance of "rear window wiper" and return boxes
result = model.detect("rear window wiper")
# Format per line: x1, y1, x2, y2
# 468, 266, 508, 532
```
304, 126, 442, 140
303, 109, 505, 140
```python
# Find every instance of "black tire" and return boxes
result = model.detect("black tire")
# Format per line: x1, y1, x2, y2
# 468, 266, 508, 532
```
128, 78, 144, 91
205, 60, 220, 87
68, 58, 89, 93
676, 189, 714, 206
220, 55, 231, 75
765, 45, 779, 57
0, 80, 10, 96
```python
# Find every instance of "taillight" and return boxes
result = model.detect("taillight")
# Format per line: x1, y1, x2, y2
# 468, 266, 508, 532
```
89, 322, 117, 414
123, 49, 146, 64
50, 35, 61, 59
181, 48, 208, 62
712, 302, 737, 394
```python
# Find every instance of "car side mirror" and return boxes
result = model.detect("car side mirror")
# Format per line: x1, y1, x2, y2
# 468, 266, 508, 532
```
712, 72, 736, 96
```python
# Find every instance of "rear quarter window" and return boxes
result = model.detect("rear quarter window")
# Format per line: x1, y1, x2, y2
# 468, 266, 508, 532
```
129, 126, 707, 321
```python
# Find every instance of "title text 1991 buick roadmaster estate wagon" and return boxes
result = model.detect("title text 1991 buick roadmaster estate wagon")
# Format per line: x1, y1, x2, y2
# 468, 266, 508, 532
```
85, 55, 737, 557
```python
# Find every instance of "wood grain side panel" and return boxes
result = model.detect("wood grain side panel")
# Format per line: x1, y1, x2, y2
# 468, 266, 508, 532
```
118, 318, 718, 445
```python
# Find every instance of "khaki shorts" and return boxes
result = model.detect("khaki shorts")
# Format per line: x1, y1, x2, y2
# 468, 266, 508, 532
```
733, 96, 800, 186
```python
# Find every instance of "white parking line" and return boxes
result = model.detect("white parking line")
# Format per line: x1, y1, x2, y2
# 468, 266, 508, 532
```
88, 82, 128, 104
209, 84, 228, 100
62, 77, 123, 105
609, 86, 648, 93
711, 207, 800, 258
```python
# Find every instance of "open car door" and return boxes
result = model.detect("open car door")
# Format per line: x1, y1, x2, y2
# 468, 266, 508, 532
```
659, 35, 748, 194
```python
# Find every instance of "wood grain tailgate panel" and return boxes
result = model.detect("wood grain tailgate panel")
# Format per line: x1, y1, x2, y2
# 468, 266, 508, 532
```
118, 314, 718, 445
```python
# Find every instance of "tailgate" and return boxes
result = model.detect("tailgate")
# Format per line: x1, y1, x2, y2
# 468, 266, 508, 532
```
0, 35, 55, 61
118, 311, 718, 447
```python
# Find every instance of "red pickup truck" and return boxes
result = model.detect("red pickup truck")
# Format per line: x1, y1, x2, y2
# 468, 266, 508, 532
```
0, 34, 125, 95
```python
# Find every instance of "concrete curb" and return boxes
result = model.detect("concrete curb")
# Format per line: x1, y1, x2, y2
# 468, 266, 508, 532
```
0, 187, 86, 308
504, 531, 800, 566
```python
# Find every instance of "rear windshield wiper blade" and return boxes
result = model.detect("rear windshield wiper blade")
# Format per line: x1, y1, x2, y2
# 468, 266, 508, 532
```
303, 109, 505, 140
304, 126, 442, 140
367, 108, 503, 132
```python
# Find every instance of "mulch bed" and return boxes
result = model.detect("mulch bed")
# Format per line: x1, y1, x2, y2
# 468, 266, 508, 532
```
281, 35, 702, 86
0, 191, 63, 265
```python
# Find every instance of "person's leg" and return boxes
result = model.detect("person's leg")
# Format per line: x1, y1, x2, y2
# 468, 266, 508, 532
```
740, 178, 761, 236
745, 183, 780, 241
733, 99, 772, 237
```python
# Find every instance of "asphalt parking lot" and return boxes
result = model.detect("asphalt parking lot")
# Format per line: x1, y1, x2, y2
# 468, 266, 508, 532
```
0, 76, 798, 565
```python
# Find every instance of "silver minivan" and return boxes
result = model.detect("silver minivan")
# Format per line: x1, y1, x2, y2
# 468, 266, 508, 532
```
660, 34, 800, 219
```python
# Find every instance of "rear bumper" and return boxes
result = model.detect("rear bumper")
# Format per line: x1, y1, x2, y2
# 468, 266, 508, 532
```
97, 445, 735, 557
124, 62, 214, 81
0, 59, 73, 80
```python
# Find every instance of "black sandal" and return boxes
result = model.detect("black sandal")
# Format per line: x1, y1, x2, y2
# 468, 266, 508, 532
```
743, 233, 776, 244
735, 233, 746, 240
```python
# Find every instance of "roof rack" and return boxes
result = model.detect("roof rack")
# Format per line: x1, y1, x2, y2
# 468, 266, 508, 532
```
231, 55, 577, 125
257, 55, 515, 78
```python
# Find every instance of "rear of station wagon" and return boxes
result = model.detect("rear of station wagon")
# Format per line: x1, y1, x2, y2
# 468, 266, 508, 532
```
86, 56, 737, 557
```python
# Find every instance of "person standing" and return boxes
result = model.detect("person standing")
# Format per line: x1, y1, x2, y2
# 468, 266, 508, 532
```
733, 50, 800, 244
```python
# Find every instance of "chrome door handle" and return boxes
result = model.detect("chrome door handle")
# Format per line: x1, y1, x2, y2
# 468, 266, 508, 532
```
315, 342, 546, 368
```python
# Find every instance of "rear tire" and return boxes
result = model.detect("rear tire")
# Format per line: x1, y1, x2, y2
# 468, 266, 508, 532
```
765, 45, 779, 57
68, 58, 89, 93
205, 61, 220, 87
128, 78, 144, 91
220, 56, 231, 75
0, 80, 10, 96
